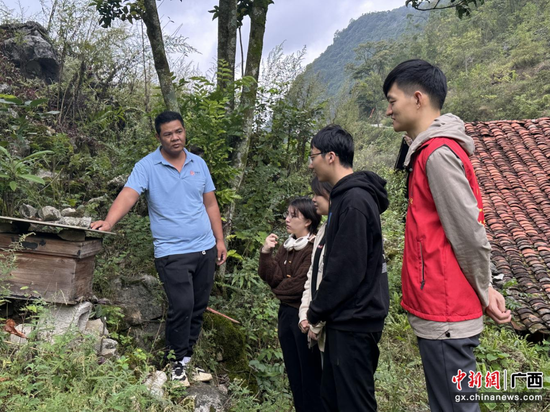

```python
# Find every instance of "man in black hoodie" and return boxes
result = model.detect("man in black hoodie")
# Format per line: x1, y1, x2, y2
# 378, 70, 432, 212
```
306, 125, 389, 412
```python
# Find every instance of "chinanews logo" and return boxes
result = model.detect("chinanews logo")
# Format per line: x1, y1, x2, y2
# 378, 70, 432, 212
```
451, 369, 547, 404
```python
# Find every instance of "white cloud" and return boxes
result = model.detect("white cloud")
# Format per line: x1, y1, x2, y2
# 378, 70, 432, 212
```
13, 0, 409, 74
254, 0, 407, 66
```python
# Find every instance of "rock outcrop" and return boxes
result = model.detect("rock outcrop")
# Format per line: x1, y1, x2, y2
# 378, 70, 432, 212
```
0, 21, 59, 83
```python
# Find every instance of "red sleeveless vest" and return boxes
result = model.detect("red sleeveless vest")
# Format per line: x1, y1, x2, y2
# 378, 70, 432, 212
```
401, 137, 485, 322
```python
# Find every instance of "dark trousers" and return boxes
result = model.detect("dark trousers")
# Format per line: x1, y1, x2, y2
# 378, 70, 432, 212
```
154, 246, 217, 361
278, 304, 323, 412
417, 335, 481, 412
321, 328, 382, 412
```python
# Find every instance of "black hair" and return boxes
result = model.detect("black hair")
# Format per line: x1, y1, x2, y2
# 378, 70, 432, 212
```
289, 197, 321, 234
383, 59, 447, 110
310, 125, 354, 168
154, 111, 185, 135
310, 176, 333, 200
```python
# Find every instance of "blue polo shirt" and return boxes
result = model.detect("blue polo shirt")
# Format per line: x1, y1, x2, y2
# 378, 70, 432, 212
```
125, 148, 216, 258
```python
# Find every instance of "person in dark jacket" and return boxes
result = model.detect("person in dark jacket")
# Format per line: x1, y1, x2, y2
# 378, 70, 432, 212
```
307, 125, 389, 412
258, 197, 323, 412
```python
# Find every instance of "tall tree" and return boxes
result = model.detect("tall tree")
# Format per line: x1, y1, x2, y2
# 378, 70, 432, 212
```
223, 0, 271, 240
93, 0, 179, 112
235, 0, 270, 163
210, 0, 272, 239
140, 0, 178, 112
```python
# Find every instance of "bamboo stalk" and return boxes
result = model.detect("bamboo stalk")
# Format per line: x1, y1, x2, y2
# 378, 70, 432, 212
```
206, 307, 240, 324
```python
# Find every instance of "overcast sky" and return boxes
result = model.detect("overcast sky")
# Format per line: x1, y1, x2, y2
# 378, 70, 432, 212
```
10, 0, 407, 74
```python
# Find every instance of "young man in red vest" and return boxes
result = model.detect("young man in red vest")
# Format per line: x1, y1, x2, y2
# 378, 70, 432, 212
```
383, 60, 512, 411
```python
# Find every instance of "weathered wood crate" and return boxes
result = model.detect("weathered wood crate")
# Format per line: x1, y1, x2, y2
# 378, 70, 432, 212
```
0, 232, 103, 304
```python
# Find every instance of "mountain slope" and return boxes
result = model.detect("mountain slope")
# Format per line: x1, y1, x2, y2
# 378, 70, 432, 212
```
305, 6, 426, 97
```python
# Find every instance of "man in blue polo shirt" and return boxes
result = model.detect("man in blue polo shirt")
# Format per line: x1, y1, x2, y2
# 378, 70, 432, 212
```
91, 111, 227, 385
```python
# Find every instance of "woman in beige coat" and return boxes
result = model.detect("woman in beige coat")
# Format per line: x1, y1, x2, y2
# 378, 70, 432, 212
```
299, 177, 333, 354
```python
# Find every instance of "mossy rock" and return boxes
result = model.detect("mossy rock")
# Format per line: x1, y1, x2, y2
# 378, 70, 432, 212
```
201, 312, 257, 392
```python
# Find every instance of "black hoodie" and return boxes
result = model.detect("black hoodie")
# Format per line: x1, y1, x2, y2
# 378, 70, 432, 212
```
307, 171, 390, 332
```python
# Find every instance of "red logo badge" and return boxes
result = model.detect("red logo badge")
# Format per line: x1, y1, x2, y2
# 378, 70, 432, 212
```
190, 171, 195, 176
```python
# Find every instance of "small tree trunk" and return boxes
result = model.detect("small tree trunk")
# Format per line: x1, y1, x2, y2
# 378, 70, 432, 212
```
234, 0, 270, 166
223, 0, 270, 238
238, 26, 245, 78
46, 0, 59, 33
217, 0, 238, 109
141, 0, 179, 113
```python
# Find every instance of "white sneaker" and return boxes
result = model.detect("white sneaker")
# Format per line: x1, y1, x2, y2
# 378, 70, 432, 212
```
191, 367, 212, 382
171, 363, 190, 386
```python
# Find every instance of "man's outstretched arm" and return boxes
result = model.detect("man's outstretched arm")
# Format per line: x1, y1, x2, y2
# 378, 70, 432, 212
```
90, 187, 140, 231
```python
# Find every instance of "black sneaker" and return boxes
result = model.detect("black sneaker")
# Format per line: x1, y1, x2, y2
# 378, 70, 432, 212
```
171, 362, 190, 386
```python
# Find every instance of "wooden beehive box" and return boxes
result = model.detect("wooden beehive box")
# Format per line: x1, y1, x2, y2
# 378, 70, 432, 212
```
0, 232, 103, 304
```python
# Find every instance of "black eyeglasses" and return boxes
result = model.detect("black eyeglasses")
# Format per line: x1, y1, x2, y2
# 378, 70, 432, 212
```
308, 152, 324, 164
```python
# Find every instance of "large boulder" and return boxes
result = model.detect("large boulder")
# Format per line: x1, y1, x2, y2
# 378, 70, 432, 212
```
186, 382, 228, 412
38, 302, 93, 340
114, 274, 165, 326
0, 21, 59, 83
201, 313, 255, 391
106, 275, 166, 356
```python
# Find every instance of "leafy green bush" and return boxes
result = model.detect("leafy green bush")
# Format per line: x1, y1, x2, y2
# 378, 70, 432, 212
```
0, 327, 181, 412
0, 146, 53, 215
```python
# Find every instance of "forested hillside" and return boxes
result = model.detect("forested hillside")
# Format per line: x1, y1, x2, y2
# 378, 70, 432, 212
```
304, 6, 426, 97
308, 0, 550, 124
1, 0, 549, 411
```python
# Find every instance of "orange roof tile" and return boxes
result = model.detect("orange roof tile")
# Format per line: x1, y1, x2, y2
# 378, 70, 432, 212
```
467, 117, 550, 335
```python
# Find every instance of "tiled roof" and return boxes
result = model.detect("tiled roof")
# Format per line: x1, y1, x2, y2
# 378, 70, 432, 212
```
467, 117, 550, 335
